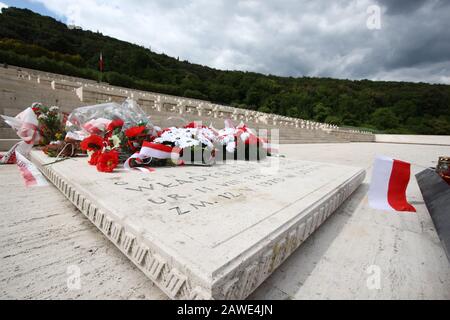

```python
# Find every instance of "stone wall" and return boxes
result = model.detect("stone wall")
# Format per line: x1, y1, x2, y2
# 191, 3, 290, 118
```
0, 65, 375, 146
375, 134, 450, 146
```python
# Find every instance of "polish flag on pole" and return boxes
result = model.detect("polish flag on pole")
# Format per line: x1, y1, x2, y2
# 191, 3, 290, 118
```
368, 156, 416, 212
99, 52, 104, 72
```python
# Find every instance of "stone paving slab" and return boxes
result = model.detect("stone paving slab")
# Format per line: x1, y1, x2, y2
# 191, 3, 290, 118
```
1, 143, 449, 300
0, 165, 167, 300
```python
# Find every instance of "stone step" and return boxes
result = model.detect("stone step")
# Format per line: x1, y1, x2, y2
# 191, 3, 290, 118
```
0, 139, 20, 151
0, 128, 18, 139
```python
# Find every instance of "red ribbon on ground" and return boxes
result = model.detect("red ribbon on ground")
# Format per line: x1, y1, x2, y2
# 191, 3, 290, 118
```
124, 141, 183, 171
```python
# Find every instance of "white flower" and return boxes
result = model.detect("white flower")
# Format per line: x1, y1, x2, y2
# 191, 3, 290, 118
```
217, 128, 235, 145
109, 135, 121, 149
49, 106, 59, 112
240, 131, 250, 143
155, 128, 199, 148
217, 127, 237, 152
196, 128, 216, 148
38, 114, 48, 120
216, 128, 235, 151
226, 141, 236, 153
31, 102, 43, 109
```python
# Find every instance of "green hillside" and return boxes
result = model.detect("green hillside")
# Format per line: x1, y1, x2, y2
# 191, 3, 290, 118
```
1, 7, 449, 134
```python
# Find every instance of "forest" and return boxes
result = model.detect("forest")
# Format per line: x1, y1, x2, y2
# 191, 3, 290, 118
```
1, 7, 449, 134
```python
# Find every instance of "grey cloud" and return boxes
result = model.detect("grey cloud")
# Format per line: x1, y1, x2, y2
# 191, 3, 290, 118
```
376, 0, 428, 15
33, 0, 450, 84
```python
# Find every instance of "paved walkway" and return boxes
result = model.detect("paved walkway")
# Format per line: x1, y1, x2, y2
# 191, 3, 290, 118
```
1, 143, 449, 299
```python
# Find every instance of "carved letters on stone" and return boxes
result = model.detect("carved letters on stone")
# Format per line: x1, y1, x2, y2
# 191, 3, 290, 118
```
30, 150, 365, 300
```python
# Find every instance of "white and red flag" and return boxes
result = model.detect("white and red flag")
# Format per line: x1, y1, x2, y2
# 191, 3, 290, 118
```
368, 156, 416, 212
99, 52, 104, 72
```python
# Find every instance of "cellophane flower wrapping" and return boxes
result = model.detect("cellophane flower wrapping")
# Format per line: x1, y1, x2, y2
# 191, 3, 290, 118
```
66, 99, 158, 161
66, 99, 156, 138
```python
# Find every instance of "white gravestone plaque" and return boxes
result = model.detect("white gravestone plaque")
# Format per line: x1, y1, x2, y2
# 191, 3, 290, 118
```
30, 150, 365, 299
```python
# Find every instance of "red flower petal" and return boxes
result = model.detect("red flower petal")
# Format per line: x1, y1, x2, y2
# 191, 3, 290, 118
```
80, 135, 104, 151
107, 119, 124, 132
125, 126, 146, 138
96, 150, 119, 173
88, 151, 101, 166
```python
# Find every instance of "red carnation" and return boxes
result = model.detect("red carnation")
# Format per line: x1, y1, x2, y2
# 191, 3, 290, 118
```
125, 126, 146, 138
107, 119, 124, 132
96, 150, 119, 173
185, 122, 206, 129
88, 150, 101, 166
80, 135, 104, 151
32, 107, 41, 115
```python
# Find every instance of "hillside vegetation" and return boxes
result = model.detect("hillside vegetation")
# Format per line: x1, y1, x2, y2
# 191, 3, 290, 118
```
1, 7, 449, 134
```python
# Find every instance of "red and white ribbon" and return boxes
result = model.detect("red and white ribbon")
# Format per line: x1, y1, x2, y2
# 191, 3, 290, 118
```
0, 142, 19, 164
1, 107, 40, 165
368, 156, 416, 212
15, 151, 49, 187
124, 141, 182, 171
0, 140, 35, 165
1, 106, 49, 187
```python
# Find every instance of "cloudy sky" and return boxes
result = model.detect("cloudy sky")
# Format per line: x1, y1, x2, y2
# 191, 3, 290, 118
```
1, 0, 449, 84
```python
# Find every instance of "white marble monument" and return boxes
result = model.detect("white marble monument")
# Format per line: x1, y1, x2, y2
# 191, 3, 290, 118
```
30, 150, 365, 300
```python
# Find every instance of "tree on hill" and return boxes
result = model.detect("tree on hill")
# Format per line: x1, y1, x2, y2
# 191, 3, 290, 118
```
0, 7, 449, 135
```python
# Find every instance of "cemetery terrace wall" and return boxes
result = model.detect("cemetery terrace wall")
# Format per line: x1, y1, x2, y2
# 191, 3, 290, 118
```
0, 65, 374, 145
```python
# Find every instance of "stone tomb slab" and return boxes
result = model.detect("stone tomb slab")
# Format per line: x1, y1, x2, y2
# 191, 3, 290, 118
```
30, 150, 365, 300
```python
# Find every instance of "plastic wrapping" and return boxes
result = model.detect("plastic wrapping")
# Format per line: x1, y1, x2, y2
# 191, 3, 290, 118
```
1, 107, 40, 145
65, 99, 156, 140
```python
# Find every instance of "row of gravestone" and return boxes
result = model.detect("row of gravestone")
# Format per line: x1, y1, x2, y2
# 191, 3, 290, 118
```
10, 65, 373, 135
0, 65, 374, 148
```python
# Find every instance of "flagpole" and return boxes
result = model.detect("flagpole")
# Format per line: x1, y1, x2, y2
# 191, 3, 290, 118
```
99, 52, 103, 83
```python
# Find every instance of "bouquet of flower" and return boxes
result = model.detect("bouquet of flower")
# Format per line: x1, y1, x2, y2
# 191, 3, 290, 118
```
3, 99, 274, 174
216, 121, 268, 161
121, 122, 217, 171
1, 104, 41, 164
154, 122, 216, 166
65, 100, 158, 172
31, 103, 66, 146
436, 156, 450, 185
